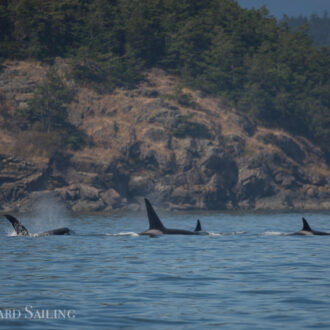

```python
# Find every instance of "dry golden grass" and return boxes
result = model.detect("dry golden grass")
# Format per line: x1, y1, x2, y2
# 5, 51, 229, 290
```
0, 60, 329, 182
0, 129, 63, 165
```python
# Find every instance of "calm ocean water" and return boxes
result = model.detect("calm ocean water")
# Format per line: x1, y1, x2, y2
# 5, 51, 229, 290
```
1, 209, 330, 329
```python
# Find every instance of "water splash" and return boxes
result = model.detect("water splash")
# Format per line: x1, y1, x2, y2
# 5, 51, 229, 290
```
27, 195, 69, 233
7, 230, 17, 237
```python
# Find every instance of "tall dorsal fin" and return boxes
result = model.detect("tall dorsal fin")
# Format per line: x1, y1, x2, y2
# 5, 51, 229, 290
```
144, 199, 166, 230
195, 219, 202, 232
302, 217, 312, 231
4, 214, 29, 236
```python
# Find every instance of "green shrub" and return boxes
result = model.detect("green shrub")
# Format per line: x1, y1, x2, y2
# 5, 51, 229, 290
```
172, 114, 210, 139
16, 68, 85, 151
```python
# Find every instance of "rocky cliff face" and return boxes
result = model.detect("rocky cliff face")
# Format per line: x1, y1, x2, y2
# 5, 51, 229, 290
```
1, 60, 330, 212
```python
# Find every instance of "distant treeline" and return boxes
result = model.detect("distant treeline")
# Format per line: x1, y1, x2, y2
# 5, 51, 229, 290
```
282, 11, 330, 47
0, 0, 330, 158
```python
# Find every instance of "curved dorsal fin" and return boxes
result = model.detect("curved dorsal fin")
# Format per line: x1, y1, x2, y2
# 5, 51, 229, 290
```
195, 219, 202, 232
302, 217, 312, 231
4, 214, 29, 236
144, 199, 166, 230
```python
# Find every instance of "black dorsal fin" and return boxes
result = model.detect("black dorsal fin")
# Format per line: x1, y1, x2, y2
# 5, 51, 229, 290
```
144, 199, 166, 230
4, 214, 29, 236
302, 218, 312, 231
195, 219, 202, 232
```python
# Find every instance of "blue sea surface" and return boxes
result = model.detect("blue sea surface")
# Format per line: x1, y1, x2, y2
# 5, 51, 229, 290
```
1, 210, 330, 329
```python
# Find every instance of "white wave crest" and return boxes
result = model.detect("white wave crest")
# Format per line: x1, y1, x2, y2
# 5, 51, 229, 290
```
106, 232, 140, 237
208, 232, 224, 237
209, 231, 246, 236
262, 231, 287, 236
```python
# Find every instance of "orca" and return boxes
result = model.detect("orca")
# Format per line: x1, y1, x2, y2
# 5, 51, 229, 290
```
4, 214, 72, 237
292, 217, 330, 236
195, 219, 202, 232
139, 199, 207, 236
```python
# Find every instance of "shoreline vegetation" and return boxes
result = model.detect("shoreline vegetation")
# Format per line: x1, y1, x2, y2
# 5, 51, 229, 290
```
0, 1, 329, 212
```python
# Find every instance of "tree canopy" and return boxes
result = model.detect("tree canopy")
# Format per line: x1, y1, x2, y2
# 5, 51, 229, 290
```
282, 11, 330, 47
1, 0, 329, 157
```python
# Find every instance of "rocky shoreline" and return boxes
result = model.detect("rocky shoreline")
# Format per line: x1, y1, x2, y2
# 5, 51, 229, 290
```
0, 61, 330, 213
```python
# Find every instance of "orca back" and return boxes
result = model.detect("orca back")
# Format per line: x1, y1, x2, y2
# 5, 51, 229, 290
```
37, 227, 71, 236
49, 227, 71, 235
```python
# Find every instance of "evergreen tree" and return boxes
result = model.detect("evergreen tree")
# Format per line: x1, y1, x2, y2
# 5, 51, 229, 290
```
22, 69, 73, 132
282, 11, 330, 47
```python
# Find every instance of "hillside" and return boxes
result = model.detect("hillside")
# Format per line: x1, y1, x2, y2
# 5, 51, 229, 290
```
1, 0, 330, 157
0, 60, 330, 212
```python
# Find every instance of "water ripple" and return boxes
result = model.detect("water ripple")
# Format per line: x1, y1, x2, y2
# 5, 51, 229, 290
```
1, 212, 330, 329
